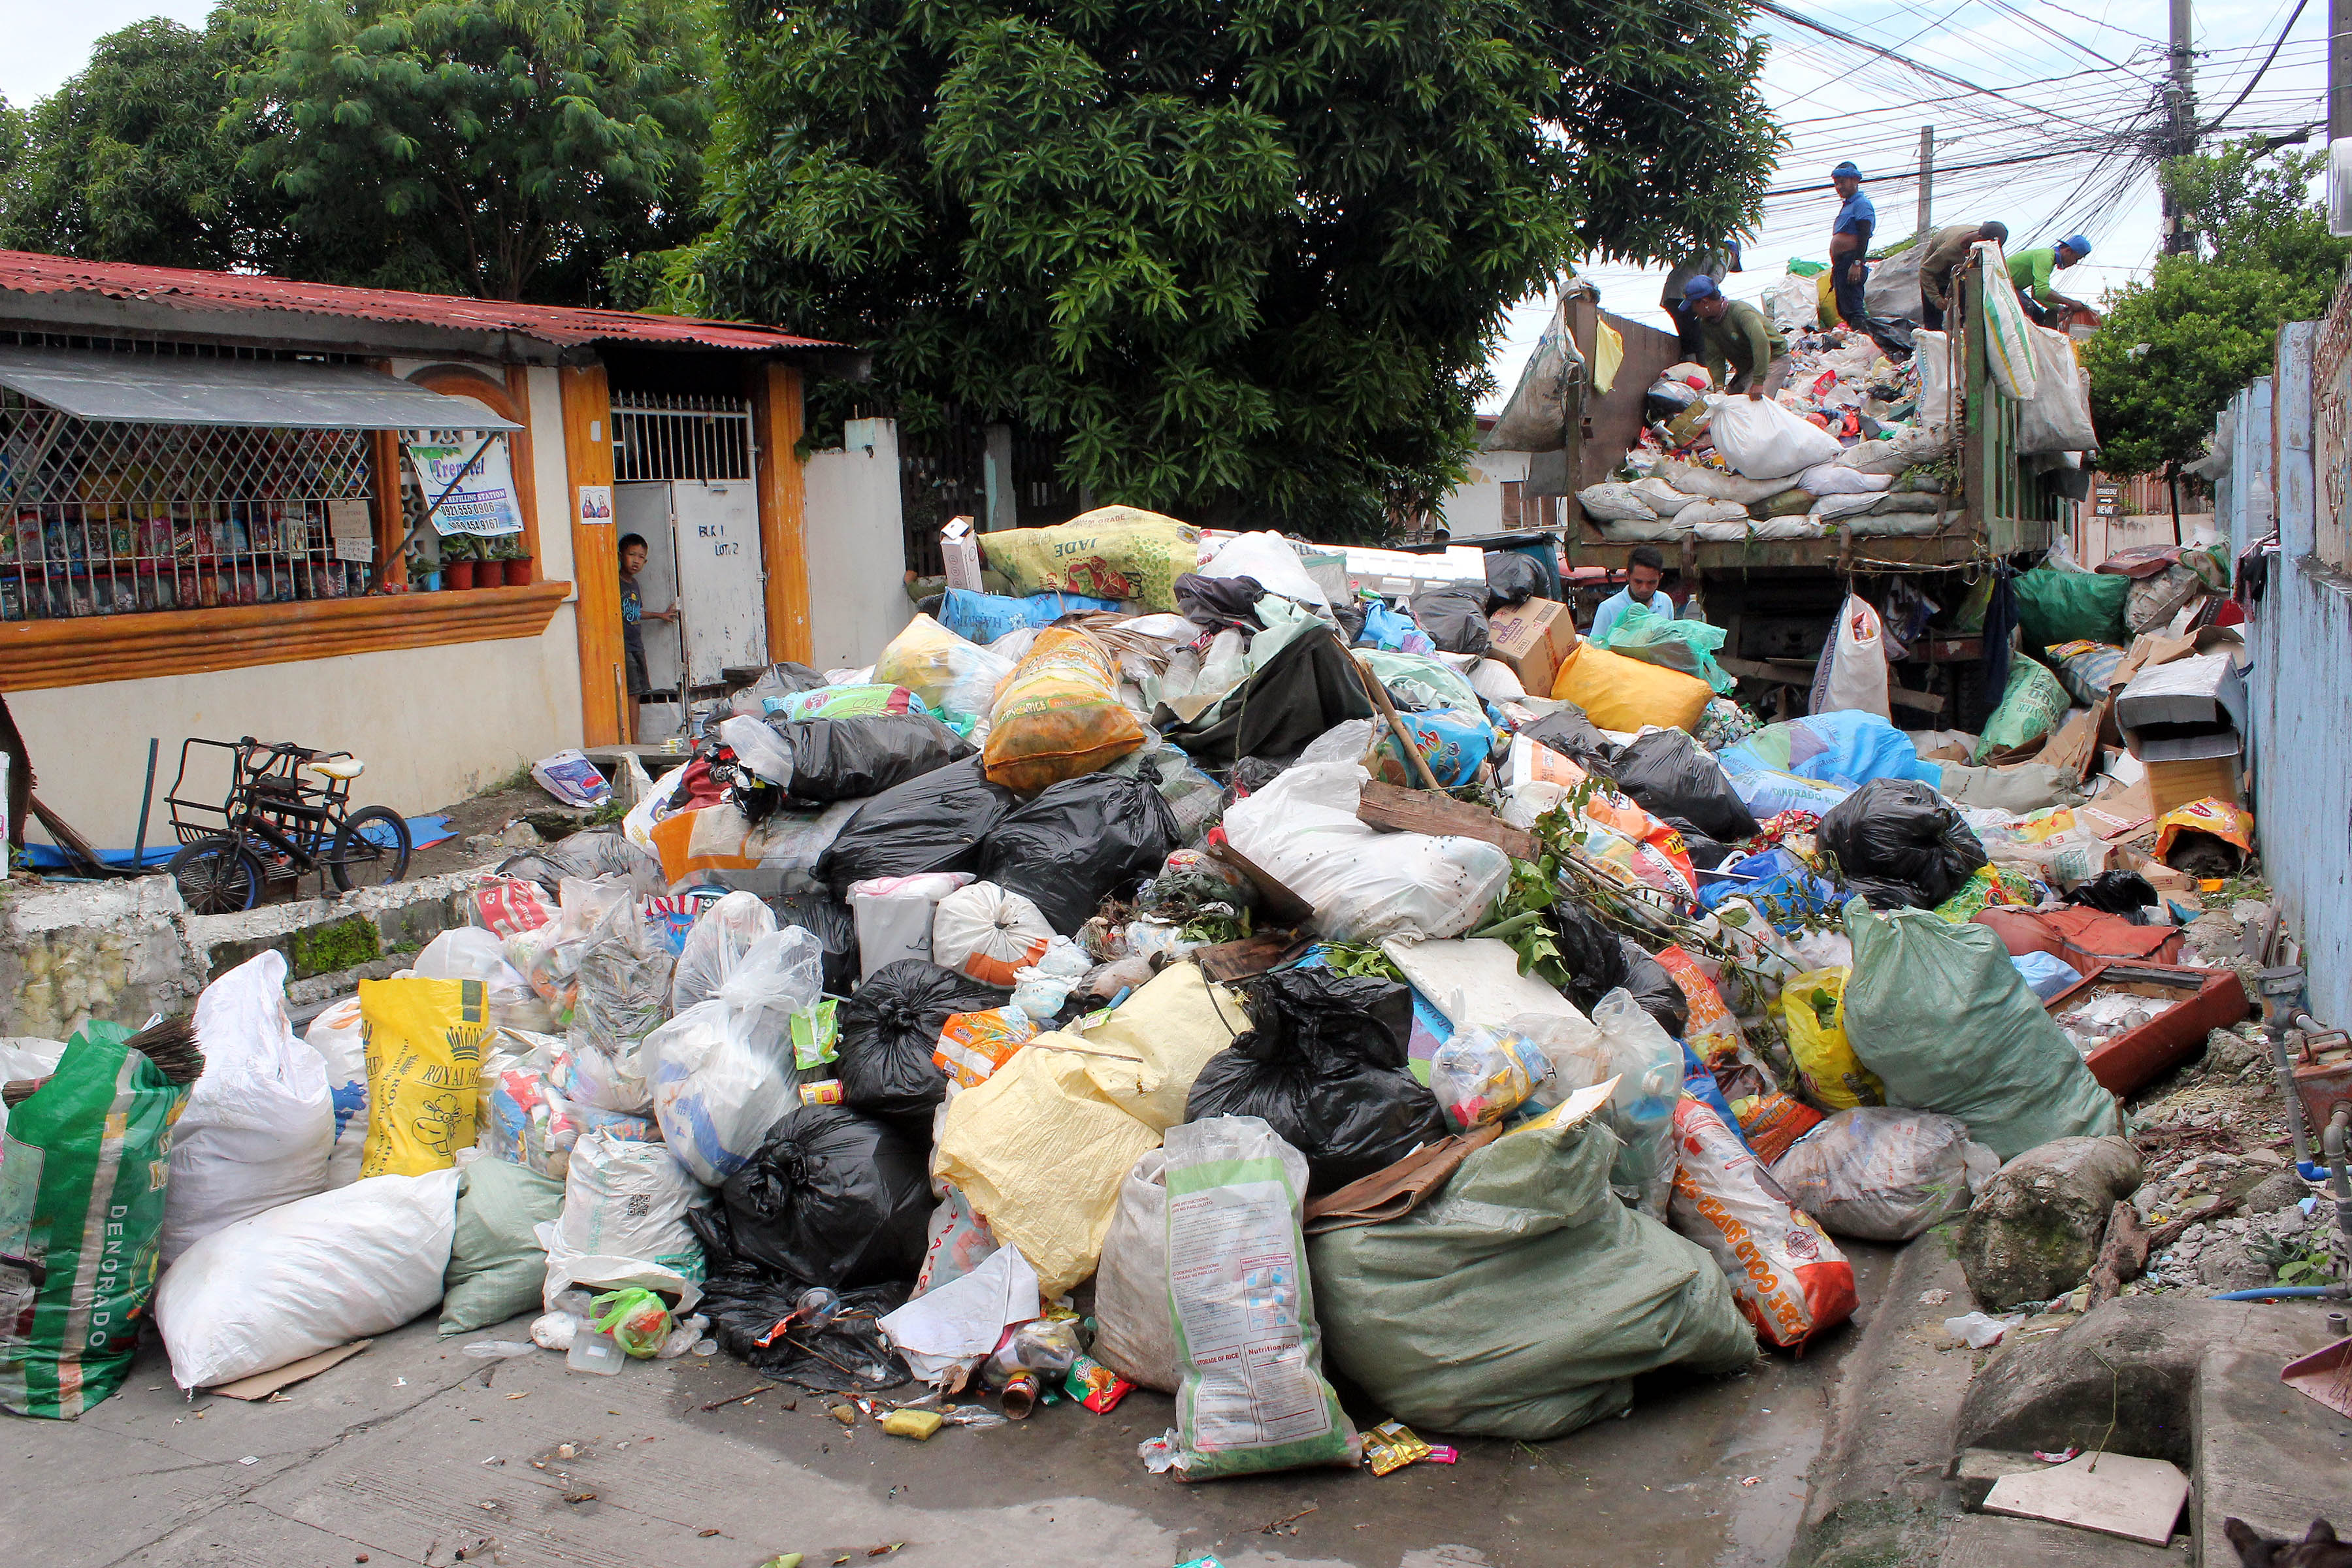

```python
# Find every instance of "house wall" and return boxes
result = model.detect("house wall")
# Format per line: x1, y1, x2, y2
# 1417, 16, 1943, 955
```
2229, 321, 2352, 1029
1435, 451, 1531, 537
10, 361, 589, 849
802, 417, 912, 670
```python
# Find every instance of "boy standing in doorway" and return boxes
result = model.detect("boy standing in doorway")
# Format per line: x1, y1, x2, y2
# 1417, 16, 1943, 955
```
618, 533, 676, 732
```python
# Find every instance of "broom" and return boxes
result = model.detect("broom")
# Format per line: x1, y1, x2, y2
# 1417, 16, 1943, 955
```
2, 1015, 203, 1106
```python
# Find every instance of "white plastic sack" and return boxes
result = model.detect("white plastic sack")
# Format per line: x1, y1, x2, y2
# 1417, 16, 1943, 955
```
160, 952, 334, 1266
154, 1167, 459, 1389
1977, 243, 2040, 401
1631, 476, 1701, 515
1090, 1149, 1178, 1392
930, 881, 1054, 988
670, 890, 777, 1013
1770, 1107, 1999, 1241
1765, 272, 1821, 334
1863, 240, 1924, 322
1200, 531, 1329, 609
2016, 323, 2097, 454
1221, 762, 1510, 944
1486, 300, 1579, 453
1799, 464, 1892, 497
1676, 498, 1752, 528
850, 872, 973, 977
1914, 329, 1955, 432
1703, 514, 1823, 543
1576, 483, 1657, 523
1656, 458, 1790, 505
0, 1036, 67, 1151
1466, 659, 1527, 703
644, 927, 825, 1185
1707, 397, 1844, 480
1818, 595, 1891, 721
540, 1130, 706, 1311
1667, 1097, 1855, 1349
302, 997, 369, 1188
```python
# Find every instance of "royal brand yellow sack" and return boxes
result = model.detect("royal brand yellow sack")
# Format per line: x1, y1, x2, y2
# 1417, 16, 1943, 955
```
1776, 967, 1884, 1112
1551, 642, 1712, 734
982, 627, 1145, 792
977, 506, 1201, 612
358, 977, 493, 1177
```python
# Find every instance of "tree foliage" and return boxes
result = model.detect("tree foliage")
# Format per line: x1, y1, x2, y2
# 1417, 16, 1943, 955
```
238, 0, 713, 301
686, 0, 1778, 535
2085, 142, 2349, 476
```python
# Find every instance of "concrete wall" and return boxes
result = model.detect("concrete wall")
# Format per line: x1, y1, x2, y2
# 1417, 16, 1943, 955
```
1435, 450, 1531, 537
2225, 321, 2352, 1028
802, 417, 912, 671
10, 363, 588, 849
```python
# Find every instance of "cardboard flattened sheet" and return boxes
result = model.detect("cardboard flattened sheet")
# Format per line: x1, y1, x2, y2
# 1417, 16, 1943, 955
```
1980, 1452, 2188, 1547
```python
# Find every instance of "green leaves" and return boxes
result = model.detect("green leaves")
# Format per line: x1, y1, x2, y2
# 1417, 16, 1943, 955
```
686, 0, 1774, 536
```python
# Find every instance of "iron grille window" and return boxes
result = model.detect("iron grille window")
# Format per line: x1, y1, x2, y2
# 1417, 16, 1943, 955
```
612, 390, 754, 482
0, 388, 375, 620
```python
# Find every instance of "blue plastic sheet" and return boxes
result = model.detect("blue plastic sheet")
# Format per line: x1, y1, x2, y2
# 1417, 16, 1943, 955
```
1716, 711, 1944, 791
1699, 845, 1841, 932
939, 586, 1121, 644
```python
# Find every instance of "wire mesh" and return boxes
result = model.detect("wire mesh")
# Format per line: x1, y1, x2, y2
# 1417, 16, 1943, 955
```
611, 391, 753, 482
0, 389, 374, 619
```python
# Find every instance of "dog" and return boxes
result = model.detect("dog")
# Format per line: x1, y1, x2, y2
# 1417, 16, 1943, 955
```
2227, 1518, 2352, 1567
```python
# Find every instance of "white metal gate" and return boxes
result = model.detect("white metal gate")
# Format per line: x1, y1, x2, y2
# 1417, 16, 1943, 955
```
670, 481, 766, 677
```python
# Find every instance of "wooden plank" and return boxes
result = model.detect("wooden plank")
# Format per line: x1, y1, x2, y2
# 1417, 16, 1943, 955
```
560, 364, 623, 747
503, 366, 543, 581
1356, 779, 1537, 861
1888, 682, 1948, 714
750, 361, 813, 666
1192, 933, 1313, 984
1980, 1452, 2188, 1547
1201, 840, 1316, 929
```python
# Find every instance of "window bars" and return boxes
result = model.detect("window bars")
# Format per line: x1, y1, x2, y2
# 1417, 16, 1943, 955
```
0, 388, 375, 620
611, 390, 754, 482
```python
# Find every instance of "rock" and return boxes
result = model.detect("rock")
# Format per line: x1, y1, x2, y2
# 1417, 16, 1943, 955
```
2246, 1171, 2305, 1215
1958, 1136, 2146, 1310
2197, 1241, 2272, 1292
498, 820, 544, 849
2206, 1027, 2265, 1076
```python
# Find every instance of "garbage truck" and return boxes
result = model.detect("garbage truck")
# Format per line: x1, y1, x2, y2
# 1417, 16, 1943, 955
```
1489, 255, 2082, 727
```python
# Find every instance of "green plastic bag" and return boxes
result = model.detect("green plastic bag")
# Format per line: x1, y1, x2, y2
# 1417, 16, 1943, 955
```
1842, 900, 2120, 1162
1164, 1116, 1359, 1478
591, 1286, 674, 1358
1597, 602, 1738, 695
1308, 1096, 1756, 1439
440, 1156, 566, 1335
2012, 565, 2130, 650
0, 1022, 191, 1418
1974, 657, 2070, 761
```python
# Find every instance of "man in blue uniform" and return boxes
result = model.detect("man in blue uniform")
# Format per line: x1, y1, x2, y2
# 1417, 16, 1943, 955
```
1829, 161, 1875, 331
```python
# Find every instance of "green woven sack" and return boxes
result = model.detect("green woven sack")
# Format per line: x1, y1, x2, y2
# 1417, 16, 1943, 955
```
440, 1157, 566, 1335
0, 1022, 189, 1418
1974, 656, 2070, 761
2012, 565, 2130, 650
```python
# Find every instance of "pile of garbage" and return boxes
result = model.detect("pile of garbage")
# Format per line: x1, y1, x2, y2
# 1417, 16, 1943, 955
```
0, 506, 2283, 1478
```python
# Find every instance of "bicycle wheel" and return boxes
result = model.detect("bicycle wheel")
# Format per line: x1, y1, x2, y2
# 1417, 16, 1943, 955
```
331, 806, 412, 892
167, 836, 264, 914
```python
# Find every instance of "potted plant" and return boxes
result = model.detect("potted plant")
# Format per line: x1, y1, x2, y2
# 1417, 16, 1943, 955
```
442, 534, 480, 589
487, 533, 533, 586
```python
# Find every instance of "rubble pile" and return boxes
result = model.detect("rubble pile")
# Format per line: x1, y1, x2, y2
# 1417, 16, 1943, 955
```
0, 506, 2325, 1489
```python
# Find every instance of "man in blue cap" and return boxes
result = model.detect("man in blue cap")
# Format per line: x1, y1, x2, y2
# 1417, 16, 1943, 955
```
1827, 161, 1874, 329
2007, 235, 2093, 325
1682, 276, 1789, 398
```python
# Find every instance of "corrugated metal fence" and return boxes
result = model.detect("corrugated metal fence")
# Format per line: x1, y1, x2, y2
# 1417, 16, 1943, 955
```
2220, 286, 2352, 1028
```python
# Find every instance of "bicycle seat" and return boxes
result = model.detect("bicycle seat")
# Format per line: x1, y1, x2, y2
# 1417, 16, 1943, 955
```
307, 757, 367, 781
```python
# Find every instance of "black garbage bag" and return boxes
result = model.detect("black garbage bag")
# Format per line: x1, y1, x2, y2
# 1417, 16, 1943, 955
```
1523, 708, 1622, 777
1154, 623, 1374, 770
1174, 572, 1267, 632
770, 712, 971, 803
691, 1262, 912, 1392
1611, 729, 1759, 843
1484, 551, 1545, 611
714, 1105, 934, 1288
497, 827, 668, 899
1668, 819, 1734, 870
1818, 777, 1989, 909
1183, 968, 1447, 1194
837, 960, 1000, 1122
1331, 600, 1367, 642
1551, 899, 1629, 1006
1222, 755, 1290, 809
1407, 583, 1491, 656
2066, 869, 2160, 921
818, 757, 1021, 899
1618, 937, 1691, 1039
979, 773, 1181, 934
771, 892, 859, 996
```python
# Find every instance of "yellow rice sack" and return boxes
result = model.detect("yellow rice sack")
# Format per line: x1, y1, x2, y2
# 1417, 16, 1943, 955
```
983, 627, 1145, 792
1550, 642, 1712, 734
977, 506, 1200, 612
359, 977, 493, 1177
1776, 968, 1884, 1112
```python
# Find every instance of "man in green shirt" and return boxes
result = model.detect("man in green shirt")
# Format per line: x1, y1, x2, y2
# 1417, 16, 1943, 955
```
1682, 277, 1789, 399
2008, 234, 2092, 324
1916, 220, 2008, 331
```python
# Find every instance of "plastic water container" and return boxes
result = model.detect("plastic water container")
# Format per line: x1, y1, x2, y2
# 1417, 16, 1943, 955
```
566, 1329, 626, 1376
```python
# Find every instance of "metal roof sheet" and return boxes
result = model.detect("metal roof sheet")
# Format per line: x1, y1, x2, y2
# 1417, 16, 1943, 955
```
0, 346, 523, 429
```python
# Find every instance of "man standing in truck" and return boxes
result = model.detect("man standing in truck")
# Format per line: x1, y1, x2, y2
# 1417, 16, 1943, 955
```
1827, 161, 1874, 331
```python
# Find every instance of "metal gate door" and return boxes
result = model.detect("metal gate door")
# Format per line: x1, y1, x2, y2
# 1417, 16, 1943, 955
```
668, 480, 766, 681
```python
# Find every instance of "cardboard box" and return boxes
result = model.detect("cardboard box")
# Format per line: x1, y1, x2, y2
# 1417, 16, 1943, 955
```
2142, 752, 2242, 819
1485, 599, 1580, 698
939, 515, 982, 592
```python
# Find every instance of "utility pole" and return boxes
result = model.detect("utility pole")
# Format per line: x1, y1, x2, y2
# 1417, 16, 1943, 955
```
1916, 125, 1935, 238
2164, 0, 2198, 253
2332, 0, 2351, 139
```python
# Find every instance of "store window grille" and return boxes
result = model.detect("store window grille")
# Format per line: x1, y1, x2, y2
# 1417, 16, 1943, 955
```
0, 388, 375, 620
612, 390, 754, 482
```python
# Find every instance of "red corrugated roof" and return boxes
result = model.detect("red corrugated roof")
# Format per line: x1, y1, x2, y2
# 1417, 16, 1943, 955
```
0, 250, 838, 353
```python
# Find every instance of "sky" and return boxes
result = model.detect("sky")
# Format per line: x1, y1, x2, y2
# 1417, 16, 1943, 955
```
3, 0, 2334, 411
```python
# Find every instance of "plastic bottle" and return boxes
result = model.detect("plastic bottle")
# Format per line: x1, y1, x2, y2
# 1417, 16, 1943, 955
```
795, 1286, 841, 1330
566, 1329, 626, 1376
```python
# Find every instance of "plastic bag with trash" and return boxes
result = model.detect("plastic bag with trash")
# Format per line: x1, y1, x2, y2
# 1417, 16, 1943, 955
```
643, 927, 826, 1184
1769, 1107, 1999, 1241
